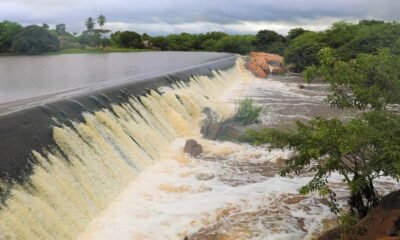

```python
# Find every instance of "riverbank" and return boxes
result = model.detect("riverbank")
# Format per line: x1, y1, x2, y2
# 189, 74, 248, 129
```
0, 47, 151, 57
55, 47, 152, 54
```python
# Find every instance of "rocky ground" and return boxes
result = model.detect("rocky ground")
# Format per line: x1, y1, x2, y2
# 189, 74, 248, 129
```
247, 52, 286, 78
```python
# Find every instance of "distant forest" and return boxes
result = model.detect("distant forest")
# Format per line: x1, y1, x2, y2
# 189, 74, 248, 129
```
1, 17, 399, 72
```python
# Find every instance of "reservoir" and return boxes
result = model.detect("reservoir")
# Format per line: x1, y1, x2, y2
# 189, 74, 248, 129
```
0, 52, 234, 113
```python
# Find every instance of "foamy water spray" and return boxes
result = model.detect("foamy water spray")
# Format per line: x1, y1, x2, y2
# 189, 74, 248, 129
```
76, 65, 399, 240
0, 58, 246, 239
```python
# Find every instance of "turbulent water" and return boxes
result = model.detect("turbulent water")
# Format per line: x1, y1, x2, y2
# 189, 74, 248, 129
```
78, 70, 398, 240
1, 57, 398, 240
0, 58, 243, 239
68, 65, 395, 240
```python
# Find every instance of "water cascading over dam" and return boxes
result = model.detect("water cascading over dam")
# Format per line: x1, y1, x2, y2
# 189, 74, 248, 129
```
0, 52, 246, 239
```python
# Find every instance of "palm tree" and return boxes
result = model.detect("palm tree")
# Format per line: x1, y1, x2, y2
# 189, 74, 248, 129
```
85, 17, 95, 31
97, 15, 106, 29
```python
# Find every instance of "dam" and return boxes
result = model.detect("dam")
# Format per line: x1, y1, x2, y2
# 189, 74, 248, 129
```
1, 52, 398, 239
0, 52, 241, 239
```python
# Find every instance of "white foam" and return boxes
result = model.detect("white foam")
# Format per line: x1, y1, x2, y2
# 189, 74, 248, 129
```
78, 70, 399, 240
78, 142, 339, 240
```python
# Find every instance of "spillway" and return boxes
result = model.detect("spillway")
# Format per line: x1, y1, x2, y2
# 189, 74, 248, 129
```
2, 52, 399, 240
0, 52, 244, 239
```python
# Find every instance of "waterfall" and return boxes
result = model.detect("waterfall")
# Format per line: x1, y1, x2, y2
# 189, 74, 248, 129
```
0, 58, 246, 239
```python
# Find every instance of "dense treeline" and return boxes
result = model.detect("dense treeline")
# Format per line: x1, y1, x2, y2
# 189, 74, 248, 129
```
1, 18, 400, 67
284, 20, 400, 72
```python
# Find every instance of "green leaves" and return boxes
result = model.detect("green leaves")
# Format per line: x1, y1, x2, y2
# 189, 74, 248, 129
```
284, 32, 327, 72
233, 98, 265, 125
111, 31, 143, 49
285, 21, 400, 72
254, 30, 286, 55
85, 17, 95, 31
0, 21, 23, 52
97, 15, 106, 29
305, 48, 400, 110
12, 25, 60, 54
216, 35, 256, 55
242, 112, 400, 216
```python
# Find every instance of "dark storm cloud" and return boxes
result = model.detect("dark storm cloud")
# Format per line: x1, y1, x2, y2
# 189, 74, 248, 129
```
0, 0, 399, 34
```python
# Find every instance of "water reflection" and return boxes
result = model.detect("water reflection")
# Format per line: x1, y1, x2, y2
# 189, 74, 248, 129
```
0, 52, 232, 104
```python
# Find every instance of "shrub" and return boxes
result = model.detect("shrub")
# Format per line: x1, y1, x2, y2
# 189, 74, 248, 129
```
233, 98, 264, 125
337, 213, 364, 239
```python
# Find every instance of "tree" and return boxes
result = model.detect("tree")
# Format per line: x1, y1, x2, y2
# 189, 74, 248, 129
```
216, 35, 255, 55
55, 24, 66, 34
142, 33, 151, 41
12, 25, 59, 54
85, 17, 95, 31
97, 15, 106, 29
284, 32, 326, 72
359, 19, 385, 26
305, 48, 400, 110
193, 31, 228, 50
244, 111, 400, 218
79, 30, 103, 47
287, 28, 308, 41
42, 23, 49, 29
337, 22, 400, 60
202, 39, 218, 52
151, 36, 169, 50
166, 33, 195, 51
0, 21, 23, 52
324, 22, 360, 49
283, 20, 400, 69
392, 38, 400, 55
254, 29, 286, 55
204, 31, 228, 41
111, 31, 143, 48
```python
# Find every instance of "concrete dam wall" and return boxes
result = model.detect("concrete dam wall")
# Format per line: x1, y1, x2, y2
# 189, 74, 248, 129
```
0, 52, 241, 239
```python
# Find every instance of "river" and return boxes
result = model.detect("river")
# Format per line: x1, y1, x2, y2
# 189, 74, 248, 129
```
0, 53, 397, 240
77, 69, 399, 239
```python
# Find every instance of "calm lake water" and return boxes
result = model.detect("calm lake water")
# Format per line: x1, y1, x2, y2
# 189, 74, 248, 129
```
0, 52, 233, 105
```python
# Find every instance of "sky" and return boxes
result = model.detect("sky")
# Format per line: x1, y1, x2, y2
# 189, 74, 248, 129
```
0, 0, 399, 35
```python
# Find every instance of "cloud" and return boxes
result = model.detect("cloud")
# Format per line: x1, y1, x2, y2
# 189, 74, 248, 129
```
107, 17, 342, 36
0, 0, 399, 34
